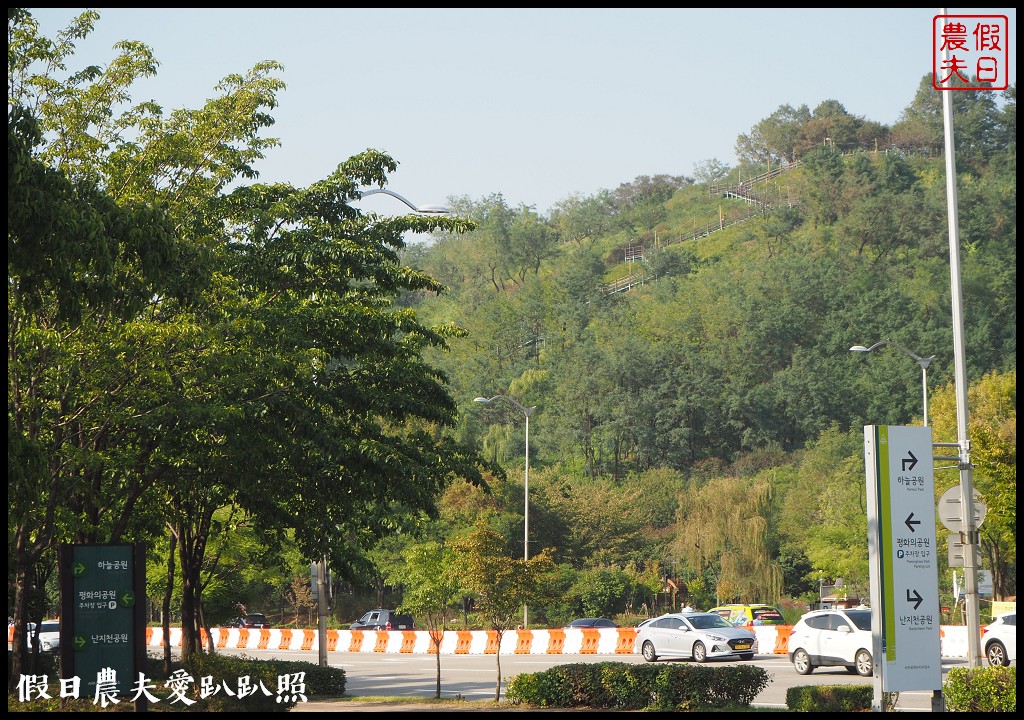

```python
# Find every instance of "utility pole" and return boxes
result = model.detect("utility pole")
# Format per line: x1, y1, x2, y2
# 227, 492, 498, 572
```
316, 556, 328, 666
939, 6, 981, 669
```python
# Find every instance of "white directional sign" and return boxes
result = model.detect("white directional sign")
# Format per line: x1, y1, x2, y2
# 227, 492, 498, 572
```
864, 425, 942, 692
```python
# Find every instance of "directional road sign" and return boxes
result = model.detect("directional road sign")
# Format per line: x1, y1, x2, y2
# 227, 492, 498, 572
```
864, 425, 942, 692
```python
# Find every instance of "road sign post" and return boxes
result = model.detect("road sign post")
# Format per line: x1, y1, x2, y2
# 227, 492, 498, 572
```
864, 425, 943, 710
938, 485, 986, 534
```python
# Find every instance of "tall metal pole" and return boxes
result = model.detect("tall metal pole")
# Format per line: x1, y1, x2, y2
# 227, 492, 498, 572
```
939, 6, 981, 668
474, 394, 535, 628
316, 556, 328, 667
920, 363, 929, 428
523, 410, 530, 629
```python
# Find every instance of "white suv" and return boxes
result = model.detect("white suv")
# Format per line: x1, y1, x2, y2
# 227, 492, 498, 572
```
788, 607, 873, 677
982, 611, 1016, 667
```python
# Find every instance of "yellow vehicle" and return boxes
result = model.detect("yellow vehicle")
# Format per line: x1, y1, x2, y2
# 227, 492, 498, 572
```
707, 604, 786, 626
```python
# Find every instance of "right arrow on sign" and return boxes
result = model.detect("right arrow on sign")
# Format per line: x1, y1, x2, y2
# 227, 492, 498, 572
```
906, 588, 924, 609
905, 513, 921, 532
901, 451, 918, 471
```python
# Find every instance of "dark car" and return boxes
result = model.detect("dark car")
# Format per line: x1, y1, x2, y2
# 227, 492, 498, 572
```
232, 613, 272, 629
565, 617, 617, 629
350, 609, 415, 631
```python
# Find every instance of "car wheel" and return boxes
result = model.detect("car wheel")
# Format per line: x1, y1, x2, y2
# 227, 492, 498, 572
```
793, 648, 814, 675
641, 640, 658, 662
692, 641, 707, 663
986, 641, 1008, 667
855, 649, 873, 677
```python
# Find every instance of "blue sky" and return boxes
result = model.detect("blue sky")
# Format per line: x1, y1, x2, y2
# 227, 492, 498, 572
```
27, 8, 1017, 219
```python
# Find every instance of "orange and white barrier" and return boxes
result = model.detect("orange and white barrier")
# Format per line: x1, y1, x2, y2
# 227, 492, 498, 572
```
144, 626, 644, 655
13, 623, 975, 658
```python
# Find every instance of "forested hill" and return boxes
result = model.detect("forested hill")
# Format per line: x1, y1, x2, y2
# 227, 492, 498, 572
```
407, 75, 1015, 473
397, 77, 1014, 605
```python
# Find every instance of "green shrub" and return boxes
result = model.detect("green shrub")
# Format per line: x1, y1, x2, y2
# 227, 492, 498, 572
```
786, 684, 873, 712
785, 685, 903, 712
943, 665, 1015, 712
505, 661, 769, 711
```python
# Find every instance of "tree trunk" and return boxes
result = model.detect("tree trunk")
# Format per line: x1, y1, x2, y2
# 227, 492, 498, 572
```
432, 630, 443, 699
493, 639, 502, 702
162, 531, 177, 674
177, 524, 201, 659
9, 552, 30, 692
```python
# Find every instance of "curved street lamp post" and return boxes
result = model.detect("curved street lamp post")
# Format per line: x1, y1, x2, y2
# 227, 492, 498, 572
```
850, 341, 935, 426
475, 394, 535, 628
357, 187, 450, 214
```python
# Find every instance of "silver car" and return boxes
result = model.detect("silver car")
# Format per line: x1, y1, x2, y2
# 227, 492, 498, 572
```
635, 611, 757, 662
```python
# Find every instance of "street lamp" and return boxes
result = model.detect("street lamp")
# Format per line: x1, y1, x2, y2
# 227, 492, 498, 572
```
357, 187, 450, 214
850, 341, 935, 426
474, 394, 535, 628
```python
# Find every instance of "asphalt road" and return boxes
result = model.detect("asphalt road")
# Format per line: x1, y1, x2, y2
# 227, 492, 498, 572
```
202, 648, 971, 712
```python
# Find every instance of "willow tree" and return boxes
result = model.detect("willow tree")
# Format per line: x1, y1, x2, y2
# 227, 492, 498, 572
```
672, 475, 783, 606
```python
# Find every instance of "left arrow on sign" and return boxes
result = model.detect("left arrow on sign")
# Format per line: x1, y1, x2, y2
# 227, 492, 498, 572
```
904, 513, 921, 532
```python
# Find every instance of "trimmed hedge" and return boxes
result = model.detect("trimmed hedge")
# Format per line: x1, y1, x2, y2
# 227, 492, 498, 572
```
505, 661, 769, 711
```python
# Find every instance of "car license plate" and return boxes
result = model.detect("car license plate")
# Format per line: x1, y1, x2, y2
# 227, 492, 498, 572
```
735, 642, 751, 650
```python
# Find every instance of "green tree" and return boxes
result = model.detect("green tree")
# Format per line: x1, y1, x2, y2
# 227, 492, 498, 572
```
737, 103, 812, 164
387, 540, 464, 699
692, 158, 731, 184
453, 523, 555, 701
776, 427, 870, 599
8, 9, 491, 664
929, 370, 1016, 599
8, 11, 179, 677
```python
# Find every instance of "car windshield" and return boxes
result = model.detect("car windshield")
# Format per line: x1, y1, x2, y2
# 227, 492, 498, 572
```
687, 614, 734, 630
752, 609, 783, 623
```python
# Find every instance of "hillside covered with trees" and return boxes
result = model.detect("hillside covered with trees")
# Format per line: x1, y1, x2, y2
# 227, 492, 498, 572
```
397, 75, 1015, 613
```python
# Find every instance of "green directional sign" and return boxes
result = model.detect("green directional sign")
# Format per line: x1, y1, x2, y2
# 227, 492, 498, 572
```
61, 544, 142, 700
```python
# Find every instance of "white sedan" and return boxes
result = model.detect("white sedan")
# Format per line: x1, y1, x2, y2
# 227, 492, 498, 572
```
635, 611, 757, 662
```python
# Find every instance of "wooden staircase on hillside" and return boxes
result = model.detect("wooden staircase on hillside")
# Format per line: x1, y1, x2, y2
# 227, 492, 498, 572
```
602, 159, 802, 295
